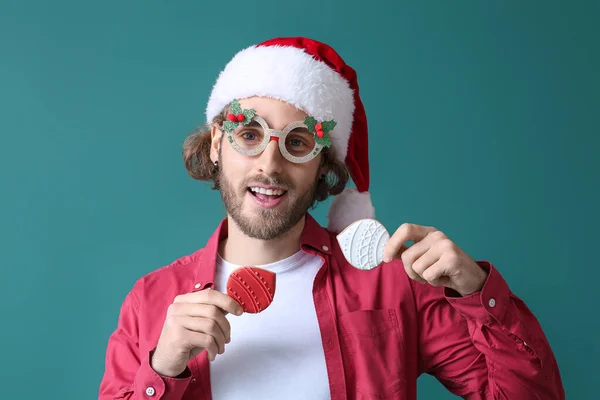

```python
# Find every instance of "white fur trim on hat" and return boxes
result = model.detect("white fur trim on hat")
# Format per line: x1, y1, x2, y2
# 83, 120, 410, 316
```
206, 45, 355, 161
327, 187, 375, 233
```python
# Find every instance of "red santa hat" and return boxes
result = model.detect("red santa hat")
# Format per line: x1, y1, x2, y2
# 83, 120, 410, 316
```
205, 37, 374, 233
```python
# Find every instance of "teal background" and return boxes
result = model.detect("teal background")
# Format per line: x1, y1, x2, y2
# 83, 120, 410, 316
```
1, 0, 598, 398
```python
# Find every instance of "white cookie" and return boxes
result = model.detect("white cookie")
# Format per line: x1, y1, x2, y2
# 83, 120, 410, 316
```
336, 218, 390, 270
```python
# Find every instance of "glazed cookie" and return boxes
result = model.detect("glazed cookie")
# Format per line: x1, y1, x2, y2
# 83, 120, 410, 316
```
336, 218, 390, 271
227, 267, 276, 313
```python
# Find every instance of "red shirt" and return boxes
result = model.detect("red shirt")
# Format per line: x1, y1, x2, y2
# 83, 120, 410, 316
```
99, 214, 564, 399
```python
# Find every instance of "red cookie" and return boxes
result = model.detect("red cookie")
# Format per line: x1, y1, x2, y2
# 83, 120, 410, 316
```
227, 267, 276, 314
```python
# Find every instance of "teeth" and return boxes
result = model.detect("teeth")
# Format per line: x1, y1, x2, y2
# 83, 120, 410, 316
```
250, 187, 285, 196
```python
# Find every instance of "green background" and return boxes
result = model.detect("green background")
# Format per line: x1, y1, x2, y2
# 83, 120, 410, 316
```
1, 0, 597, 398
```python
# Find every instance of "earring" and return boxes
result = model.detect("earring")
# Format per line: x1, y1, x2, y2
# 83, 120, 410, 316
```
213, 160, 219, 172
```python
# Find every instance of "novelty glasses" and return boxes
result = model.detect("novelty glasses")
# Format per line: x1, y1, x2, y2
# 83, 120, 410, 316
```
220, 100, 336, 164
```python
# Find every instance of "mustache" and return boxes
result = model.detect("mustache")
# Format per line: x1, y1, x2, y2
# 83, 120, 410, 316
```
243, 175, 295, 191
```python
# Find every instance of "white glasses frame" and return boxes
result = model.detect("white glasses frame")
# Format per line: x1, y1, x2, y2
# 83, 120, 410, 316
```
223, 115, 325, 164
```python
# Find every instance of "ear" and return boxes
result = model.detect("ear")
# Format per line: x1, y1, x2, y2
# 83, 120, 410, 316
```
318, 153, 330, 178
319, 165, 329, 179
210, 124, 222, 163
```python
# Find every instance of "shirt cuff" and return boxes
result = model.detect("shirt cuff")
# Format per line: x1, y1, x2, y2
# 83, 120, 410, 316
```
134, 349, 192, 399
444, 261, 510, 325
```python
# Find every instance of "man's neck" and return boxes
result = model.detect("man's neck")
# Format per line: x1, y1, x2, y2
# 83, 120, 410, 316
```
218, 215, 306, 266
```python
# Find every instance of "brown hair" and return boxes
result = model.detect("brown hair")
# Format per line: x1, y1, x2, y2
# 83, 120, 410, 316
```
182, 108, 349, 208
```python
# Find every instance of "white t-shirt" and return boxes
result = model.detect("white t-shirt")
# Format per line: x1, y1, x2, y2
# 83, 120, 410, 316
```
209, 250, 330, 399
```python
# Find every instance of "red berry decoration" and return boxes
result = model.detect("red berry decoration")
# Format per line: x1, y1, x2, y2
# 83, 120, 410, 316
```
227, 267, 276, 314
315, 123, 322, 131
237, 113, 245, 122
227, 113, 237, 122
317, 129, 324, 138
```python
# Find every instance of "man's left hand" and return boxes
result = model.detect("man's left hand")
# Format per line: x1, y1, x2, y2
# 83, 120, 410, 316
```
382, 223, 488, 297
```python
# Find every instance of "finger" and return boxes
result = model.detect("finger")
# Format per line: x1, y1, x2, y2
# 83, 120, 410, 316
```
169, 303, 232, 343
195, 332, 219, 361
175, 288, 244, 316
399, 230, 445, 283
421, 260, 451, 287
383, 223, 436, 262
398, 241, 428, 283
392, 244, 410, 260
403, 262, 426, 284
177, 316, 227, 356
410, 245, 442, 278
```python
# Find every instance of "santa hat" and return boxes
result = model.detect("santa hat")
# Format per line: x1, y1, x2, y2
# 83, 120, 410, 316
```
205, 37, 375, 233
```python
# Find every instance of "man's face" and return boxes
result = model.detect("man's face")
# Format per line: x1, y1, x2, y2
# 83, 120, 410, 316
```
212, 97, 323, 240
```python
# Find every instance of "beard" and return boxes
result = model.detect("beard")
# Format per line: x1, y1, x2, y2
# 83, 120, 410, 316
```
217, 161, 318, 241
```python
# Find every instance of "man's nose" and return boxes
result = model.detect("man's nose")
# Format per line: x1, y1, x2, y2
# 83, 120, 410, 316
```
256, 138, 284, 175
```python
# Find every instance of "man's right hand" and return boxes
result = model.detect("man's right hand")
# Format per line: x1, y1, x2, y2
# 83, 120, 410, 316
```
151, 288, 244, 377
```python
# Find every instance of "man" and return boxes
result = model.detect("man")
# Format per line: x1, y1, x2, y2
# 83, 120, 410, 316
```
99, 37, 564, 399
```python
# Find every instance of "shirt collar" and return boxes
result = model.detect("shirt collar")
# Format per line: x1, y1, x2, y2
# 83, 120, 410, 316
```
191, 213, 332, 292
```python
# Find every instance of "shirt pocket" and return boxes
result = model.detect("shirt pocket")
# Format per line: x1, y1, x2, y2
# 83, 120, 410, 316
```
339, 309, 405, 399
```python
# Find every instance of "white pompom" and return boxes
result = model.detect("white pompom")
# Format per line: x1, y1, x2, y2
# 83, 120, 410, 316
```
326, 187, 375, 234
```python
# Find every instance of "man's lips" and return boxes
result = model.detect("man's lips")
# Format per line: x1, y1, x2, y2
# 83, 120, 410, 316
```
247, 189, 288, 208
248, 184, 287, 191
247, 185, 288, 197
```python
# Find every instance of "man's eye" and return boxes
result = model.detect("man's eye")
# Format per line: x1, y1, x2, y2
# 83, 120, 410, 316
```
242, 132, 257, 140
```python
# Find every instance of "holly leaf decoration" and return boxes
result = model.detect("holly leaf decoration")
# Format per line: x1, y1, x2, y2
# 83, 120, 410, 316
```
222, 120, 237, 133
315, 133, 331, 148
230, 99, 242, 115
242, 108, 256, 125
304, 116, 318, 133
321, 120, 337, 134
304, 116, 334, 148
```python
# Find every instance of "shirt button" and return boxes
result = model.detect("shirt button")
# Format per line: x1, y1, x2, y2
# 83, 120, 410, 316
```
194, 283, 201, 289
488, 298, 496, 308
145, 387, 155, 396
322, 246, 329, 251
